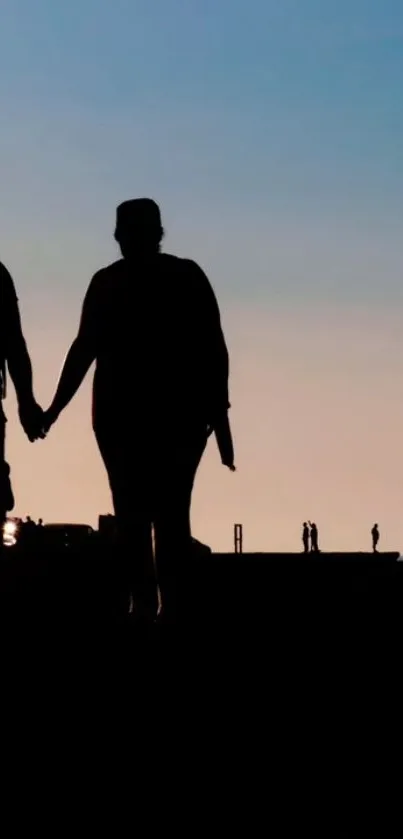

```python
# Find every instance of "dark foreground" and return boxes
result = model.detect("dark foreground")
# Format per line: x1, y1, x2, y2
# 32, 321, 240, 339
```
2, 546, 400, 712
1, 549, 400, 831
1, 546, 401, 643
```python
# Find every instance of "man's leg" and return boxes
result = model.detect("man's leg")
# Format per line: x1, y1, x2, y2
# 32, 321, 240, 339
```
111, 473, 158, 618
95, 425, 158, 618
153, 430, 207, 621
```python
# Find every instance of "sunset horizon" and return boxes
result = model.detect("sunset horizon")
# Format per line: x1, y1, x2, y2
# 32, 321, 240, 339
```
2, 0, 403, 554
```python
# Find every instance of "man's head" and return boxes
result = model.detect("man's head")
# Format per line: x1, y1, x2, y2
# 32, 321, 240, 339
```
114, 198, 164, 258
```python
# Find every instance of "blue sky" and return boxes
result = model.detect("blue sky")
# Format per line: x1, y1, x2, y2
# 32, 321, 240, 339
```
2, 1, 403, 548
1, 0, 402, 307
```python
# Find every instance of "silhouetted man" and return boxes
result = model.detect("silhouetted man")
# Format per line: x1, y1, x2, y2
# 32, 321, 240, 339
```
371, 523, 379, 553
302, 522, 309, 553
309, 521, 319, 553
43, 199, 233, 622
0, 261, 44, 532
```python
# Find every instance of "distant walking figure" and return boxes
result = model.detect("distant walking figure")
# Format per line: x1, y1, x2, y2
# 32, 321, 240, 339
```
43, 199, 233, 622
371, 523, 380, 553
309, 521, 319, 553
302, 522, 310, 553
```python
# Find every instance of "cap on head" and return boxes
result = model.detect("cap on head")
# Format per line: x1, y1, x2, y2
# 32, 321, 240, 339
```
115, 198, 163, 240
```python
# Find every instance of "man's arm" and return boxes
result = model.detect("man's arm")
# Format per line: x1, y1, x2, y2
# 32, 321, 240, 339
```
187, 260, 230, 417
186, 260, 235, 468
45, 274, 99, 425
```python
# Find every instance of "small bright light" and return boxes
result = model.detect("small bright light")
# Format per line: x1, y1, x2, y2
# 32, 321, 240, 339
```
2, 520, 17, 547
4, 521, 16, 536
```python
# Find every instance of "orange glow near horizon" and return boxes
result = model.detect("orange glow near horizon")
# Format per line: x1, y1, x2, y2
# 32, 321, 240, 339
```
5, 302, 403, 554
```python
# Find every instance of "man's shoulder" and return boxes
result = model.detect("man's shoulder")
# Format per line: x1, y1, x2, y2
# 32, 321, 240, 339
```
0, 260, 13, 284
89, 255, 207, 290
87, 260, 126, 295
161, 253, 206, 281
0, 261, 18, 300
91, 259, 125, 283
161, 253, 199, 268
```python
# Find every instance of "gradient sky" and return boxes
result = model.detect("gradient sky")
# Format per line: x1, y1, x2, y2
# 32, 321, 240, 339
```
1, 0, 403, 552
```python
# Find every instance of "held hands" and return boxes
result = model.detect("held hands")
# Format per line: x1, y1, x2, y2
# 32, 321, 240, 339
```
18, 397, 59, 442
18, 398, 47, 442
41, 406, 59, 435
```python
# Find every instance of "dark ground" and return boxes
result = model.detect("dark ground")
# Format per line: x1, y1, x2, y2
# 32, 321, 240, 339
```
1, 548, 400, 832
0, 545, 400, 627
1, 546, 401, 679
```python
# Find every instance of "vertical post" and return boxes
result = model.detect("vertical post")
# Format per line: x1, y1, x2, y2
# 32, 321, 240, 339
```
234, 523, 243, 554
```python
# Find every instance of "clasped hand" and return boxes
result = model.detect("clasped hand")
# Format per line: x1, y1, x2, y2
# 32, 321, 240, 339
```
18, 399, 58, 442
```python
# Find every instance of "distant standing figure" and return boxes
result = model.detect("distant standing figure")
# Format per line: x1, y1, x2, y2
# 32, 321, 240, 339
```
24, 515, 37, 540
309, 521, 319, 553
371, 523, 380, 553
36, 517, 44, 545
302, 522, 310, 553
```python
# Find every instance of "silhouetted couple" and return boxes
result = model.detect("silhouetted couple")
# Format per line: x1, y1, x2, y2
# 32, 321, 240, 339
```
302, 522, 319, 553
1, 199, 235, 624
